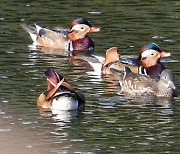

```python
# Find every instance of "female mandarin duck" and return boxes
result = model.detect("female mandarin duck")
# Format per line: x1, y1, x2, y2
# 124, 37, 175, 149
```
101, 43, 171, 77
37, 68, 85, 111
21, 18, 100, 52
111, 67, 176, 98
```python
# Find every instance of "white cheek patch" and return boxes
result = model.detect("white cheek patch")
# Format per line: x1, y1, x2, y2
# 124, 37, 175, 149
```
71, 24, 89, 32
141, 49, 156, 58
71, 24, 80, 31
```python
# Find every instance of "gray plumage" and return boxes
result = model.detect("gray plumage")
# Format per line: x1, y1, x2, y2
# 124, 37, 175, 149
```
111, 68, 176, 98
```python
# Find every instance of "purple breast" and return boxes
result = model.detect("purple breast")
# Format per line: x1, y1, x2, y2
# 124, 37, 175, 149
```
147, 63, 165, 78
72, 36, 94, 52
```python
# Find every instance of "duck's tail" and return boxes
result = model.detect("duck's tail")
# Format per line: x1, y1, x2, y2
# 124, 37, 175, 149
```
21, 23, 37, 43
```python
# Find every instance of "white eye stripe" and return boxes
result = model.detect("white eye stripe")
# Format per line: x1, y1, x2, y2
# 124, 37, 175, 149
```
70, 24, 88, 31
71, 25, 80, 31
141, 49, 156, 58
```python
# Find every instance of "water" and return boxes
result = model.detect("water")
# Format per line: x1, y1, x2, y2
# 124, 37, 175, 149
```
0, 0, 180, 153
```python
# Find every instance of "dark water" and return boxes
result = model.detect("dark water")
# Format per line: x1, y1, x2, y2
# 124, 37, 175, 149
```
0, 0, 180, 153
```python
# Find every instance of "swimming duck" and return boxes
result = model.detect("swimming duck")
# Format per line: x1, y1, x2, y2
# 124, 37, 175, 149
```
111, 67, 176, 98
37, 68, 85, 111
120, 43, 171, 77
101, 43, 171, 77
21, 18, 100, 52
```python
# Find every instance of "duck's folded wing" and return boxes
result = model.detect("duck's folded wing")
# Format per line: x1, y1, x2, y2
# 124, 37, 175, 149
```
36, 28, 70, 48
120, 57, 139, 66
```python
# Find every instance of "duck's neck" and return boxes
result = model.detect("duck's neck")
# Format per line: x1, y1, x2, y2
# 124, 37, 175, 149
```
72, 36, 94, 52
146, 63, 165, 78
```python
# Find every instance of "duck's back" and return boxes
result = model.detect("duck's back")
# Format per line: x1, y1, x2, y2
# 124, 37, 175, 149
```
120, 73, 156, 96
36, 28, 70, 50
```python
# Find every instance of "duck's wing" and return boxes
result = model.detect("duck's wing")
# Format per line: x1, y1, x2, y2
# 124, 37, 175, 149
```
120, 57, 139, 66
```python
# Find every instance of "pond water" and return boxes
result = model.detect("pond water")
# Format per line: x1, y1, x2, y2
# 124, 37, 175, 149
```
0, 0, 180, 153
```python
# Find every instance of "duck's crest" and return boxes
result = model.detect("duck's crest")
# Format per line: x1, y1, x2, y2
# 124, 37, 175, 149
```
45, 68, 62, 90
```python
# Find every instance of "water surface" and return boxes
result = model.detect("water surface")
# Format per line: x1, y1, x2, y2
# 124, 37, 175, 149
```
0, 0, 180, 153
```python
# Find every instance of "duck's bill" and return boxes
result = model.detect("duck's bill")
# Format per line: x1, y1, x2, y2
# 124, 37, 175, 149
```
89, 26, 100, 32
168, 81, 176, 90
160, 51, 171, 58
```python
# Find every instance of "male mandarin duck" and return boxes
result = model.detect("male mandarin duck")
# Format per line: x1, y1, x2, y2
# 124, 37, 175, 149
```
37, 68, 85, 111
101, 43, 171, 77
21, 18, 100, 52
111, 67, 176, 98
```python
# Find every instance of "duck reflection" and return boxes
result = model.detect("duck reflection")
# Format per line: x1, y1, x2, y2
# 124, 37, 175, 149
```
29, 44, 94, 57
106, 91, 175, 111
38, 107, 79, 121
28, 44, 70, 56
51, 109, 78, 121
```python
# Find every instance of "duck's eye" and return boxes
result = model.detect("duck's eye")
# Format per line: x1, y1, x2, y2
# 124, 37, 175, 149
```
81, 27, 84, 29
164, 76, 167, 80
151, 53, 154, 56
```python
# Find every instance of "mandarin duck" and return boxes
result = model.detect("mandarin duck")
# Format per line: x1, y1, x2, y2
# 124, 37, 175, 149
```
101, 43, 171, 77
37, 68, 85, 111
111, 67, 176, 98
21, 18, 100, 52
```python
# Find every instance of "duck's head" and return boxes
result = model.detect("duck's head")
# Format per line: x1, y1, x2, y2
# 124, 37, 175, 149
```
37, 68, 65, 108
138, 43, 171, 68
68, 18, 100, 41
158, 69, 176, 97
159, 69, 176, 89
44, 67, 63, 91
68, 24, 92, 41
70, 18, 100, 33
43, 68, 73, 101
